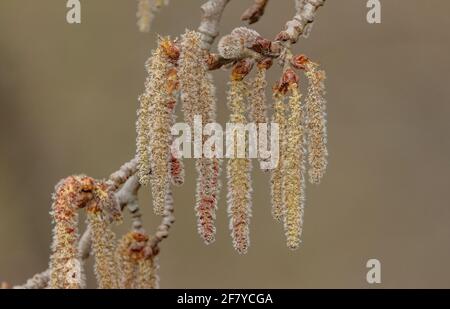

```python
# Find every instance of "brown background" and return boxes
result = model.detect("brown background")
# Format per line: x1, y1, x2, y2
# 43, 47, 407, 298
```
1, 0, 449, 288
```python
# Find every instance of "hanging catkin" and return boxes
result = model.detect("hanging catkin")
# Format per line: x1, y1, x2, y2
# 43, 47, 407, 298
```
179, 30, 221, 244
227, 78, 253, 254
270, 92, 287, 222
283, 83, 307, 250
304, 60, 328, 184
49, 176, 90, 289
136, 38, 176, 216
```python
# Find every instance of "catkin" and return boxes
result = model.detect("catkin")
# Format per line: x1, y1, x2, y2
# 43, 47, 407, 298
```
86, 184, 122, 289
248, 66, 269, 170
304, 61, 328, 184
270, 94, 287, 221
137, 38, 175, 215
283, 84, 306, 250
227, 80, 252, 254
116, 232, 139, 289
49, 176, 92, 289
137, 256, 159, 289
136, 0, 169, 32
179, 30, 221, 244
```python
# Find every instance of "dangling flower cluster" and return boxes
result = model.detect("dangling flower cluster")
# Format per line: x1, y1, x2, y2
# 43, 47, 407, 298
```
49, 176, 122, 289
179, 30, 221, 245
136, 37, 180, 216
85, 181, 122, 288
226, 60, 254, 254
47, 172, 170, 289
136, 0, 170, 33
49, 176, 93, 289
303, 59, 328, 184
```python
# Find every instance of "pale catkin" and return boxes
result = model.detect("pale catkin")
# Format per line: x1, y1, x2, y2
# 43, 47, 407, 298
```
137, 0, 153, 33
136, 93, 152, 186
179, 30, 222, 244
137, 39, 174, 216
115, 233, 139, 289
137, 256, 160, 289
248, 67, 269, 170
49, 176, 89, 289
227, 80, 253, 254
86, 209, 119, 289
305, 61, 328, 184
86, 184, 122, 289
136, 0, 169, 32
270, 94, 287, 222
283, 84, 306, 250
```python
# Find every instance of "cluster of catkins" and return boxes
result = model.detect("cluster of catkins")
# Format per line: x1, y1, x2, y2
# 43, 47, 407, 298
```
48, 176, 159, 289
136, 28, 328, 253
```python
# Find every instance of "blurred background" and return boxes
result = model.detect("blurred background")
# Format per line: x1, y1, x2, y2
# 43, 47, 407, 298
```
1, 0, 450, 288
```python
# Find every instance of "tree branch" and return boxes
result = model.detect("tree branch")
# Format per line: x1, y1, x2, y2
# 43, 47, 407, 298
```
276, 0, 326, 43
198, 0, 231, 50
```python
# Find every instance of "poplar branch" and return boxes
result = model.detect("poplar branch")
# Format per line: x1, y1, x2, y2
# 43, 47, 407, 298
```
198, 0, 231, 49
276, 0, 326, 43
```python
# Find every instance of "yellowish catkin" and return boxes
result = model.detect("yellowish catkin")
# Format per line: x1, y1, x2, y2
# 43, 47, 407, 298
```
136, 0, 169, 33
305, 61, 328, 184
86, 183, 121, 289
115, 232, 139, 289
137, 38, 175, 215
227, 80, 253, 254
137, 0, 153, 33
137, 256, 159, 289
179, 30, 221, 244
270, 94, 287, 222
283, 84, 306, 250
49, 176, 93, 289
248, 66, 269, 170
136, 92, 151, 186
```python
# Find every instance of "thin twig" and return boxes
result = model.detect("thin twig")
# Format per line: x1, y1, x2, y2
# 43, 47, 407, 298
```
198, 0, 231, 49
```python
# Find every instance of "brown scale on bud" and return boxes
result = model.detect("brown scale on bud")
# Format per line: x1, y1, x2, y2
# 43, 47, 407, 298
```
231, 59, 254, 81
291, 54, 309, 70
251, 37, 272, 55
274, 68, 299, 94
257, 58, 273, 70
160, 38, 180, 63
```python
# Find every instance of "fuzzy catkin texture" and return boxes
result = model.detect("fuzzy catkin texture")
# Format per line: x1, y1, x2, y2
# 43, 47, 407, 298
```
137, 256, 159, 289
137, 39, 174, 216
227, 81, 253, 254
115, 232, 159, 289
168, 94, 185, 187
49, 176, 89, 289
179, 30, 222, 244
283, 85, 306, 250
248, 67, 269, 170
86, 205, 119, 289
136, 93, 152, 186
116, 233, 139, 289
270, 95, 287, 222
305, 61, 328, 184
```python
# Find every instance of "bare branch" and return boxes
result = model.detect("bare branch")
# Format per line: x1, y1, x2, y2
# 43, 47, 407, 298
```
276, 0, 326, 43
241, 0, 268, 25
198, 0, 231, 49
